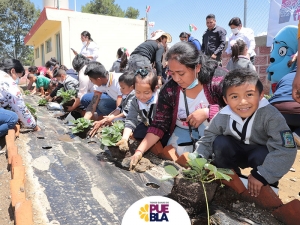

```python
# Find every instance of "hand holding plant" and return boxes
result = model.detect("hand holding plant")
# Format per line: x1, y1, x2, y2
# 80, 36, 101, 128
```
89, 120, 105, 137
129, 151, 143, 170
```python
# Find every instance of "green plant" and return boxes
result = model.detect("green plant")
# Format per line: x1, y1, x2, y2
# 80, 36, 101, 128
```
38, 98, 47, 106
164, 153, 233, 225
25, 103, 37, 118
101, 120, 124, 146
24, 90, 30, 95
71, 118, 93, 134
57, 88, 77, 104
264, 94, 273, 100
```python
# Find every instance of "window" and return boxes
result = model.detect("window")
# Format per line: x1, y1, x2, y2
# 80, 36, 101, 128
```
46, 38, 52, 53
35, 48, 39, 59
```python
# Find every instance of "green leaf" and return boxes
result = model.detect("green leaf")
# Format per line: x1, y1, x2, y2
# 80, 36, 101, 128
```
217, 168, 234, 175
194, 158, 207, 170
161, 174, 174, 181
24, 90, 30, 95
164, 165, 179, 177
38, 98, 47, 106
204, 163, 217, 173
215, 171, 232, 181
188, 152, 197, 160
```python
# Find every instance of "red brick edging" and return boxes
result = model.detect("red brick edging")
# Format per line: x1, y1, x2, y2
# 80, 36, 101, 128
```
6, 128, 34, 225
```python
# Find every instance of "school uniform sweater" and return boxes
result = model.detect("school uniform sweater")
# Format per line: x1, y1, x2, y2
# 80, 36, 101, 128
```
195, 98, 297, 184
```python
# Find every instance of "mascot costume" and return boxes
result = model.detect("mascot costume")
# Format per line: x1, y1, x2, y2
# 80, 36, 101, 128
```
267, 25, 298, 93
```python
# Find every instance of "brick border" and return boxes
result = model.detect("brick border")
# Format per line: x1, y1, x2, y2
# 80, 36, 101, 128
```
6, 128, 34, 225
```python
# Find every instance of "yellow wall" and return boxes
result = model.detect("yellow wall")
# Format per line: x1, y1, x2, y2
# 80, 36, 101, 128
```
33, 21, 61, 67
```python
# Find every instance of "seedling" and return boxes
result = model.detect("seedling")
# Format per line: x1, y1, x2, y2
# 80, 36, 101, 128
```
38, 98, 47, 106
71, 118, 93, 134
100, 120, 124, 146
24, 90, 31, 95
57, 88, 77, 104
164, 153, 233, 225
264, 94, 273, 100
25, 103, 37, 119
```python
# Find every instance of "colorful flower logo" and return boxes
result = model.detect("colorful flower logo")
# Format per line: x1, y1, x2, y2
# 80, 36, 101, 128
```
139, 204, 149, 222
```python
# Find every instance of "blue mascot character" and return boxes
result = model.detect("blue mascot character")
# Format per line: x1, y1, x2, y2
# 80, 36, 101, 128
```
267, 25, 298, 93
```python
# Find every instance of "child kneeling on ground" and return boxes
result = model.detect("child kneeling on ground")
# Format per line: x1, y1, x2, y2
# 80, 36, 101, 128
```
194, 69, 297, 197
116, 68, 162, 151
89, 71, 135, 137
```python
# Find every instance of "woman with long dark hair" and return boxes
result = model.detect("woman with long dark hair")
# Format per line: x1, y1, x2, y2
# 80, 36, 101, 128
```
128, 42, 227, 168
80, 31, 99, 61
110, 47, 129, 73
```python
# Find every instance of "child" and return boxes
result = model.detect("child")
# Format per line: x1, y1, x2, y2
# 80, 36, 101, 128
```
82, 61, 122, 120
226, 39, 256, 71
27, 66, 38, 91
89, 71, 135, 137
53, 69, 80, 111
116, 68, 159, 151
27, 73, 51, 97
194, 69, 297, 197
109, 47, 129, 73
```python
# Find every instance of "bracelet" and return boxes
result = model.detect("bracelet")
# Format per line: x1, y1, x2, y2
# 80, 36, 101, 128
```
135, 149, 144, 154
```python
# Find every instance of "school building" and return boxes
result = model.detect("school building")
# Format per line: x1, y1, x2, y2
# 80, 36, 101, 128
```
24, 3, 146, 70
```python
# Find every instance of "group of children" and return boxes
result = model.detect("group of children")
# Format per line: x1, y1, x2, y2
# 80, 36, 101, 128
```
25, 40, 297, 198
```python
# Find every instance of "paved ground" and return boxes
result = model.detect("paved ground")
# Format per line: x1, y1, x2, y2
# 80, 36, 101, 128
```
20, 95, 173, 225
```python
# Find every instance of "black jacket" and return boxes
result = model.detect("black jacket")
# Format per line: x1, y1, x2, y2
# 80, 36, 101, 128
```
201, 26, 227, 61
131, 40, 164, 76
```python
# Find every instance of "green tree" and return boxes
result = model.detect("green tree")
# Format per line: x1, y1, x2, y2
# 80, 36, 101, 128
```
0, 0, 40, 65
125, 7, 139, 19
82, 0, 139, 19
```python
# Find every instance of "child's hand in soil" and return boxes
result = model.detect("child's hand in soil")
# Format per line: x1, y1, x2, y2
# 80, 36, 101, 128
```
89, 120, 105, 137
248, 174, 263, 197
129, 151, 143, 170
116, 138, 129, 151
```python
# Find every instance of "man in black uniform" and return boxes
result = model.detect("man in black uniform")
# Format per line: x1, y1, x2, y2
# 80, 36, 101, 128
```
201, 14, 227, 66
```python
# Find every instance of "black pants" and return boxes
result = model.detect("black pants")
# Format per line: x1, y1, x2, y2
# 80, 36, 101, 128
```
213, 135, 268, 175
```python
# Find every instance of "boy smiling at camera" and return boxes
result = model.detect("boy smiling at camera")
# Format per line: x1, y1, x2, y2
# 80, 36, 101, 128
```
194, 69, 297, 197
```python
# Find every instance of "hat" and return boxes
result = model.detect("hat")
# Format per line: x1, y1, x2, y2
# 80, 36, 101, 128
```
150, 30, 172, 43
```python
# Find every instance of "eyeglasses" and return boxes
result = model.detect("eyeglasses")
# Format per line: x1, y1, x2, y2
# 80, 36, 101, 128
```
135, 69, 149, 77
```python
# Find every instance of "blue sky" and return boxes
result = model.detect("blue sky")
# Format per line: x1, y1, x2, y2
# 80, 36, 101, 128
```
31, 0, 270, 43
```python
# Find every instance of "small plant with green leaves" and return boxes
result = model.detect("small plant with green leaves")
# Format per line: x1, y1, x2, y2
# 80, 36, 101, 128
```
71, 118, 93, 134
264, 94, 273, 100
57, 88, 77, 104
25, 103, 37, 119
101, 120, 124, 146
38, 98, 47, 106
164, 153, 233, 225
24, 90, 31, 95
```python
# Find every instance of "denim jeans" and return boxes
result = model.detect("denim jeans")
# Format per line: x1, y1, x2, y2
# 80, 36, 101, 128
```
0, 108, 18, 137
80, 92, 116, 116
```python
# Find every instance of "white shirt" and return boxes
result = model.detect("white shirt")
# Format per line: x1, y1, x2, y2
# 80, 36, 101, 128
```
94, 72, 122, 100
176, 89, 209, 133
225, 27, 256, 57
219, 98, 269, 144
78, 65, 94, 100
80, 41, 99, 61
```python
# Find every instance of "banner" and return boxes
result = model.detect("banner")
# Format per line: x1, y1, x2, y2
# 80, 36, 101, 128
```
149, 22, 155, 27
267, 0, 300, 46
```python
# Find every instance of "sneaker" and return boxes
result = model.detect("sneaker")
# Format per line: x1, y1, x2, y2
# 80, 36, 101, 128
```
292, 132, 300, 147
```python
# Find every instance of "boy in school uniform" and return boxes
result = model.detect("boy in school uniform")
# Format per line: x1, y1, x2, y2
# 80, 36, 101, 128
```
194, 69, 297, 197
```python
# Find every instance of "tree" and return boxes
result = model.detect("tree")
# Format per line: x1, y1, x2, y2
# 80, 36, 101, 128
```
125, 7, 139, 19
0, 0, 40, 65
82, 0, 139, 19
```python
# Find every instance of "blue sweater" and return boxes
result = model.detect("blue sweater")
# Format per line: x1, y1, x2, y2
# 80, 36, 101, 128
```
188, 36, 201, 51
269, 70, 296, 104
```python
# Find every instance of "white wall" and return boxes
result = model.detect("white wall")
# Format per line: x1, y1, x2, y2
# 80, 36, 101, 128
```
46, 9, 145, 70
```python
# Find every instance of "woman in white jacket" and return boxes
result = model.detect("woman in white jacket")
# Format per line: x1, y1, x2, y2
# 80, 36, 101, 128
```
80, 31, 99, 61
